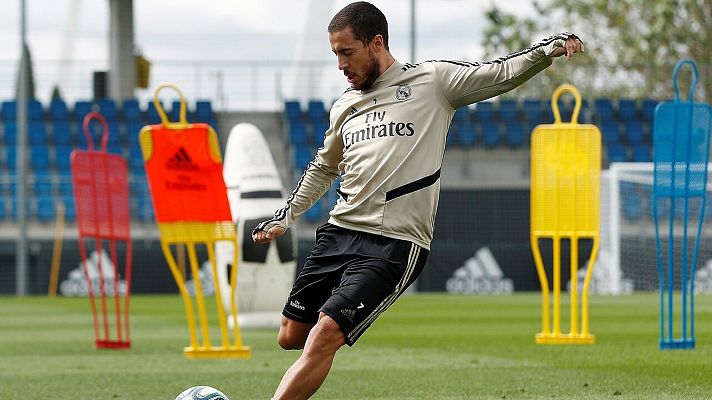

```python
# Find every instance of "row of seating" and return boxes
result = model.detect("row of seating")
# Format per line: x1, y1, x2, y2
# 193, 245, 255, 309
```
284, 98, 659, 168
0, 172, 154, 223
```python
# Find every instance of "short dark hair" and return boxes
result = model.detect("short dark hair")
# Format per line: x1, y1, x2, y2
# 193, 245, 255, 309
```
328, 2, 389, 50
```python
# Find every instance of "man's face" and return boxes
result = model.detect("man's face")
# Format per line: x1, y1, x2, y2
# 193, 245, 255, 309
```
330, 27, 381, 91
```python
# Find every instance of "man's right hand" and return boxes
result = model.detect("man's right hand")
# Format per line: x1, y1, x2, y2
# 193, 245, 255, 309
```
252, 225, 286, 244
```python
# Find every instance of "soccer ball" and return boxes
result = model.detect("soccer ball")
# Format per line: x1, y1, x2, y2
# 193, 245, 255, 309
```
174, 386, 230, 400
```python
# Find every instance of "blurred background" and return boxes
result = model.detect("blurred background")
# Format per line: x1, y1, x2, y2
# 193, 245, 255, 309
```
1, 0, 710, 297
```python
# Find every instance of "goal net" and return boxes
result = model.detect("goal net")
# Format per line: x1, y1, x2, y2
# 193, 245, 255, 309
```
595, 162, 712, 294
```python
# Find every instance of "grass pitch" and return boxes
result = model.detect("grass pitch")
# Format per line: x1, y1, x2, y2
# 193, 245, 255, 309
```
1, 293, 711, 399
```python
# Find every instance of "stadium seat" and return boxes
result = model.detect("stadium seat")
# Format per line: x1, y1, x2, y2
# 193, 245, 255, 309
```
289, 121, 310, 146
307, 100, 327, 123
5, 147, 15, 171
129, 145, 145, 174
624, 121, 644, 145
30, 146, 51, 171
28, 121, 47, 146
54, 146, 73, 172
606, 143, 628, 163
505, 122, 525, 148
312, 120, 329, 144
49, 98, 69, 120
60, 195, 76, 222
496, 99, 519, 121
523, 98, 543, 126
1, 99, 43, 120
74, 100, 93, 122
33, 171, 54, 196
473, 101, 495, 123
303, 199, 323, 223
146, 101, 163, 124
294, 146, 313, 170
594, 98, 614, 122
481, 123, 500, 148
96, 98, 118, 121
35, 194, 56, 222
51, 120, 73, 146
284, 100, 303, 122
642, 98, 659, 122
452, 107, 475, 147
126, 122, 144, 147
617, 98, 638, 121
3, 121, 16, 145
195, 100, 214, 120
631, 144, 651, 162
601, 121, 620, 145
122, 99, 142, 122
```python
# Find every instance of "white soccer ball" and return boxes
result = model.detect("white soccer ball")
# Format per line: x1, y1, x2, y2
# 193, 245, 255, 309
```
174, 386, 230, 400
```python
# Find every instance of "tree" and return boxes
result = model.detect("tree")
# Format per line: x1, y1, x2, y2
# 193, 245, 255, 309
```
482, 0, 711, 101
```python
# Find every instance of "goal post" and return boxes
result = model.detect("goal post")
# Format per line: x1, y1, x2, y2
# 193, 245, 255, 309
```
599, 162, 712, 295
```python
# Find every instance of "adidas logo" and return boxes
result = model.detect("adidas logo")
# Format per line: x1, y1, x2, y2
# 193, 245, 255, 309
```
165, 147, 199, 171
289, 300, 305, 311
340, 309, 355, 323
446, 247, 513, 294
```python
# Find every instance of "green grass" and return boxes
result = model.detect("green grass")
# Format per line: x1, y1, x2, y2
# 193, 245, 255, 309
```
1, 293, 711, 399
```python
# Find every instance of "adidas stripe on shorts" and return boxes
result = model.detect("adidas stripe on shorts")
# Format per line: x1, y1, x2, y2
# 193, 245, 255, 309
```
283, 223, 428, 346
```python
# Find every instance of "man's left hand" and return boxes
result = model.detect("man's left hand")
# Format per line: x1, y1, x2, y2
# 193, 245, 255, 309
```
551, 36, 584, 60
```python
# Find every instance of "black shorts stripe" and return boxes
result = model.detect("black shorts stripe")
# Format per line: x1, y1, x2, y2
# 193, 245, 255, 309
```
385, 169, 441, 201
347, 244, 421, 343
240, 190, 283, 199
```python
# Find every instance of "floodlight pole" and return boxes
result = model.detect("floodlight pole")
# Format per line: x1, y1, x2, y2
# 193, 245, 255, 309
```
410, 0, 416, 64
16, 0, 28, 296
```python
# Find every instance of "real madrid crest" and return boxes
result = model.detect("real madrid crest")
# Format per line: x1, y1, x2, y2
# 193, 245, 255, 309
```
395, 84, 412, 101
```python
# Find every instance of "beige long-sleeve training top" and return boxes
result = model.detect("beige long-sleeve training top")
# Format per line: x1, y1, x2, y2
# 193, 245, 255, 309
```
255, 33, 578, 250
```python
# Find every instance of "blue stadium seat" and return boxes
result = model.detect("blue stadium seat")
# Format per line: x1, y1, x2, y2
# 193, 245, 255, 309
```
606, 144, 628, 162
1, 100, 43, 120
284, 100, 303, 122
618, 98, 638, 121
1, 101, 15, 120
642, 98, 659, 122
57, 173, 73, 196
303, 199, 323, 223
601, 121, 620, 145
523, 98, 543, 126
624, 121, 644, 145
3, 121, 16, 145
505, 122, 525, 148
96, 98, 118, 121
146, 101, 163, 124
594, 98, 614, 122
33, 171, 53, 196
60, 195, 76, 222
30, 146, 50, 171
169, 100, 183, 122
0, 196, 5, 221
481, 123, 500, 148
74, 100, 93, 122
307, 100, 327, 123
631, 144, 651, 162
126, 122, 144, 147
5, 147, 15, 171
54, 146, 73, 172
453, 107, 475, 147
289, 121, 310, 146
49, 99, 69, 121
195, 100, 213, 120
497, 99, 519, 121
122, 99, 142, 122
35, 194, 56, 222
473, 101, 495, 122
129, 145, 145, 174
51, 120, 72, 146
294, 146, 313, 170
29, 121, 47, 146
312, 120, 329, 144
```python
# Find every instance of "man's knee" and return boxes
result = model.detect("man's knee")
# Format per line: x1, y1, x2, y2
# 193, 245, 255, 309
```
306, 314, 346, 353
278, 317, 312, 350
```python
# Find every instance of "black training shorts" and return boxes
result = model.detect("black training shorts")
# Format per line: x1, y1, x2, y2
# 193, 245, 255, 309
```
283, 223, 428, 346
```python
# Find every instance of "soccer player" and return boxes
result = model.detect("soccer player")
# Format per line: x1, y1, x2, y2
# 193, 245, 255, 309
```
253, 2, 584, 399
